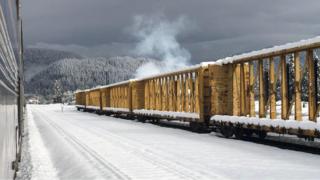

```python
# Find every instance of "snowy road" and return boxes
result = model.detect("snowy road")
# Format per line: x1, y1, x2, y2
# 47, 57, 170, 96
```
23, 104, 320, 180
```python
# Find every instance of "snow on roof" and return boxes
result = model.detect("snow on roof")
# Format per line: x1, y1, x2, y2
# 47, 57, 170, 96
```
75, 80, 134, 92
203, 36, 320, 66
99, 79, 133, 89
85, 64, 207, 92
74, 90, 83, 93
135, 64, 204, 81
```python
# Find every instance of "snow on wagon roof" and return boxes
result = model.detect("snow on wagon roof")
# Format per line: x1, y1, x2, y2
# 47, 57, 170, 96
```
202, 35, 320, 65
99, 80, 133, 89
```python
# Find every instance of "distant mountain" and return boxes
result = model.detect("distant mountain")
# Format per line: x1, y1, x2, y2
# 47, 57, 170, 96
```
23, 48, 156, 98
24, 48, 82, 82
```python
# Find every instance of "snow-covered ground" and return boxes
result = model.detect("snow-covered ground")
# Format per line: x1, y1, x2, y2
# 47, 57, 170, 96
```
18, 104, 320, 180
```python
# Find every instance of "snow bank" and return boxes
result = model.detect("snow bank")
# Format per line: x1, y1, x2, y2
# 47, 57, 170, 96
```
203, 36, 320, 65
134, 109, 200, 119
211, 115, 320, 131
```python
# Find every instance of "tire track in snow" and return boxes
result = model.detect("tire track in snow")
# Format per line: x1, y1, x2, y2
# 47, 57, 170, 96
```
74, 122, 228, 180
74, 124, 202, 180
47, 114, 198, 179
34, 109, 130, 180
46, 109, 228, 180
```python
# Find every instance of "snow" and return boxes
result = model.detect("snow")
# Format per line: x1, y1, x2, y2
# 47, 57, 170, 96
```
103, 107, 130, 112
211, 115, 320, 131
134, 109, 200, 119
135, 64, 202, 81
19, 104, 320, 179
99, 79, 133, 89
24, 108, 59, 179
86, 105, 100, 110
202, 36, 320, 65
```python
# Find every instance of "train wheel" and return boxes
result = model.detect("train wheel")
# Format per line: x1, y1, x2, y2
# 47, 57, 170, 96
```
221, 126, 234, 138
190, 122, 208, 133
190, 122, 198, 132
234, 128, 244, 139
258, 131, 267, 139
244, 129, 253, 137
137, 116, 146, 123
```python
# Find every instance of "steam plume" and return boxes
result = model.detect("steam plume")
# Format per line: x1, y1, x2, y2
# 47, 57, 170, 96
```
131, 15, 191, 78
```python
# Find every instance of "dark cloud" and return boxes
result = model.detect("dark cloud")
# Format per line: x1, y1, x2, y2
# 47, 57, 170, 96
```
22, 0, 320, 63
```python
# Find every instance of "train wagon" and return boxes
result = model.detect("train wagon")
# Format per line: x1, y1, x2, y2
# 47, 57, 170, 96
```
131, 64, 232, 131
76, 36, 320, 140
75, 90, 86, 110
100, 80, 132, 114
0, 0, 24, 179
85, 87, 102, 112
209, 38, 320, 140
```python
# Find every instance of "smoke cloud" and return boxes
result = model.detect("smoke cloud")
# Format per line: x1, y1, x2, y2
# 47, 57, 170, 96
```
131, 15, 192, 78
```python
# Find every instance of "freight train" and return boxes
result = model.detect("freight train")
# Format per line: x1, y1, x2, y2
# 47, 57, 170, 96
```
0, 0, 24, 179
76, 37, 320, 141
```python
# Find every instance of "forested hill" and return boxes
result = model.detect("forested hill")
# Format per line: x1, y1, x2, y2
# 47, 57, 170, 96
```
24, 48, 156, 99
24, 48, 83, 82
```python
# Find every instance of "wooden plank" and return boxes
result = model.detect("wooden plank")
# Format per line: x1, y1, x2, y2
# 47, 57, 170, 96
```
172, 76, 177, 112
195, 73, 200, 113
166, 77, 169, 111
307, 49, 316, 121
232, 64, 240, 116
294, 52, 302, 121
209, 64, 233, 115
181, 74, 186, 112
188, 73, 193, 112
162, 78, 167, 111
281, 55, 288, 119
144, 82, 149, 109
159, 78, 163, 110
199, 67, 205, 122
269, 57, 276, 119
240, 63, 246, 115
156, 79, 161, 110
244, 64, 250, 115
177, 76, 181, 111
185, 75, 189, 112
189, 74, 194, 112
99, 90, 102, 111
249, 62, 255, 117
170, 77, 174, 111
259, 60, 265, 118
129, 82, 133, 112
151, 80, 155, 110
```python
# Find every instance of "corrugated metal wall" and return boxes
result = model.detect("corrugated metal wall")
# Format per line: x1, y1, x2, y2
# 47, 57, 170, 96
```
0, 0, 22, 179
